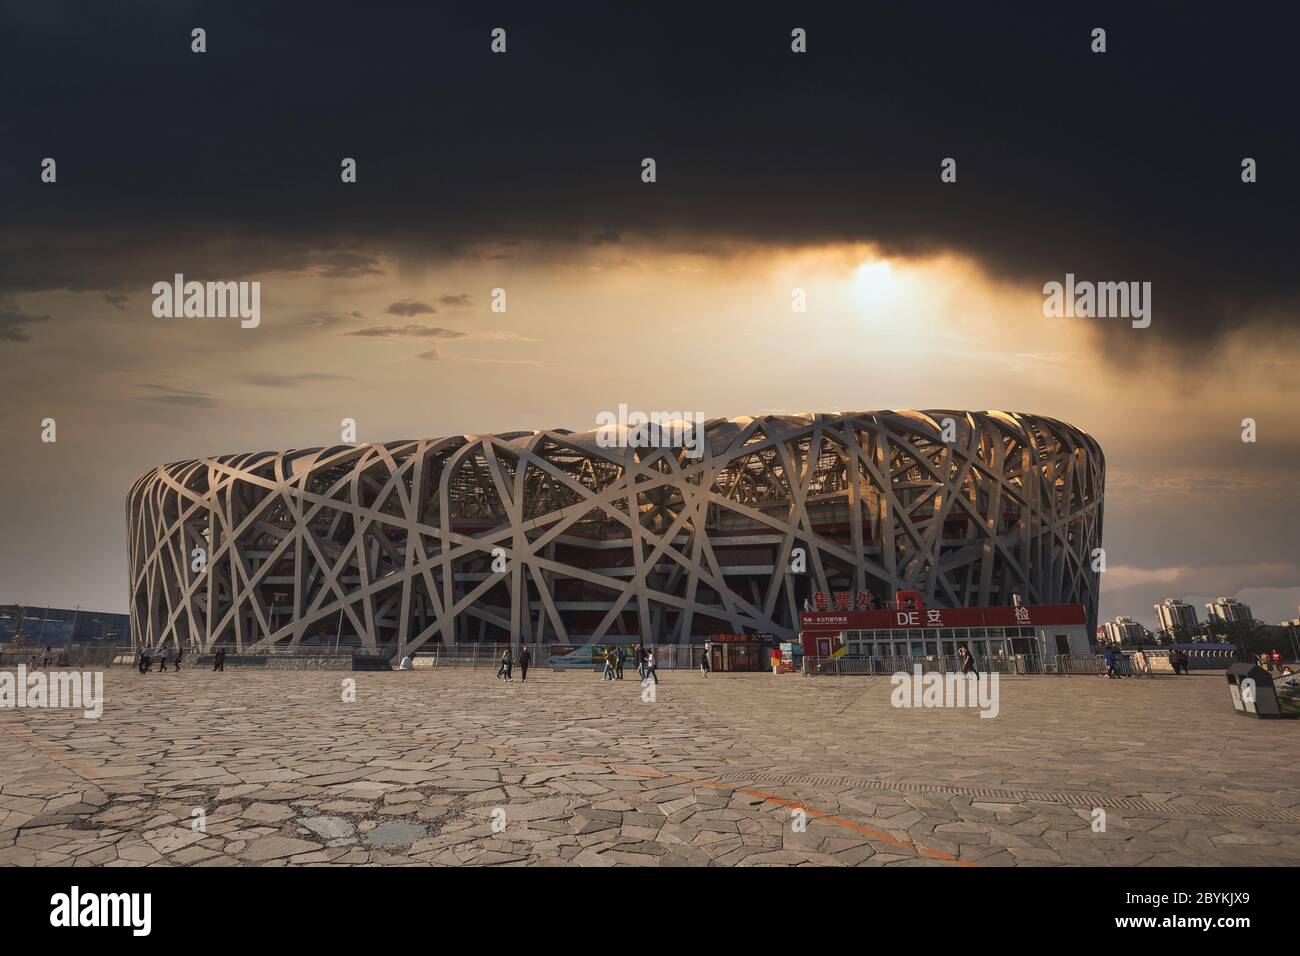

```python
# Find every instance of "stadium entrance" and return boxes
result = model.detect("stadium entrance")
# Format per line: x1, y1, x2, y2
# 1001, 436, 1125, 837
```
799, 593, 1090, 662
706, 634, 773, 672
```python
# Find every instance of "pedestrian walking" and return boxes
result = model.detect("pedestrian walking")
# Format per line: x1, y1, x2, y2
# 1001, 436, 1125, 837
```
138, 648, 152, 674
700, 649, 710, 677
518, 644, 531, 682
174, 645, 184, 671
1103, 647, 1120, 679
958, 644, 979, 679
213, 647, 225, 671
634, 643, 647, 680
614, 646, 625, 680
601, 648, 614, 681
158, 645, 168, 673
497, 646, 513, 681
41, 646, 53, 669
643, 648, 659, 685
1132, 648, 1150, 677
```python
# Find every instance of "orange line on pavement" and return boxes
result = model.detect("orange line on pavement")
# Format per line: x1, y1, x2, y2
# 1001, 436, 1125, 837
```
363, 721, 977, 866
0, 711, 975, 865
0, 716, 102, 783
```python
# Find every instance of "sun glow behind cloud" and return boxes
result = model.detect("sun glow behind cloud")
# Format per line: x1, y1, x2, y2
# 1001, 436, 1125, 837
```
3, 237, 1299, 624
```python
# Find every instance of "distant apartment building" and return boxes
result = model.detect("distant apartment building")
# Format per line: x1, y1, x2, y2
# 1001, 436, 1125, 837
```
1154, 598, 1200, 638
1205, 596, 1253, 624
1103, 615, 1146, 645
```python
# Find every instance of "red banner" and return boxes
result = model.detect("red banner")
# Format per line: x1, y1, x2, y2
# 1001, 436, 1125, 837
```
799, 603, 1085, 632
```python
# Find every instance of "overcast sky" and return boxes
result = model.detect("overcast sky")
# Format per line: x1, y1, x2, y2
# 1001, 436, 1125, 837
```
2, 2, 1297, 630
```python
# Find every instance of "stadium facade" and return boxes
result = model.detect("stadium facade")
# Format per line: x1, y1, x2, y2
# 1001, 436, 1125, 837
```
127, 410, 1104, 656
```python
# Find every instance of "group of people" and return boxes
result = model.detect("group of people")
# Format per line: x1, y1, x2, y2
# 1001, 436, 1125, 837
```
1261, 649, 1288, 674
137, 644, 184, 673
27, 646, 54, 669
601, 644, 659, 684
1104, 646, 1131, 678
496, 645, 531, 681
134, 644, 234, 672
1102, 647, 1190, 678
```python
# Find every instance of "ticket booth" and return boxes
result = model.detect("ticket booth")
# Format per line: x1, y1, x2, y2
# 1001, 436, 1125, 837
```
801, 630, 846, 660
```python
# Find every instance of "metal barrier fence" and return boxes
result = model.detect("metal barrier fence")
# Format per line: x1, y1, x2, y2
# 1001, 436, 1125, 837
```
1, 643, 1221, 678
419, 644, 553, 669
0, 643, 135, 667
1, 642, 710, 670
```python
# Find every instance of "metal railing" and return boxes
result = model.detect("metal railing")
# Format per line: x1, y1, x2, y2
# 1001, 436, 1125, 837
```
801, 653, 1164, 677
0, 643, 135, 667
421, 644, 554, 669
1, 641, 722, 670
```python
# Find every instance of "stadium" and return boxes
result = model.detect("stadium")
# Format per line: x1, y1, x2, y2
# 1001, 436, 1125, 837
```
126, 410, 1105, 656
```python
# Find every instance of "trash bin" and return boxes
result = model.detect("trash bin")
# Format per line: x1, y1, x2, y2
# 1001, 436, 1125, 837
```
1225, 663, 1298, 718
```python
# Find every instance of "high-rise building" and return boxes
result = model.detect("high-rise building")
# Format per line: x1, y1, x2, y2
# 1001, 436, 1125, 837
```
1103, 615, 1145, 645
1205, 596, 1252, 624
1154, 598, 1199, 639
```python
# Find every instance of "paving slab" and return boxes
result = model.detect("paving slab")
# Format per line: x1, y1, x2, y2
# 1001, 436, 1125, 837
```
0, 669, 1295, 866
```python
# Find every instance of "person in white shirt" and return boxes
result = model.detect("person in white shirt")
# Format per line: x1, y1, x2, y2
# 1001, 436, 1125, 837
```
643, 650, 659, 685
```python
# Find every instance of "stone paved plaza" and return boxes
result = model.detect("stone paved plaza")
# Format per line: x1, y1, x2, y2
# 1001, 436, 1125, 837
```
1, 666, 1297, 866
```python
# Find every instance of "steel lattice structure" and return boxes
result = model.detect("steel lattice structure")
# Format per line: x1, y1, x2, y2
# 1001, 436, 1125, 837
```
127, 410, 1104, 654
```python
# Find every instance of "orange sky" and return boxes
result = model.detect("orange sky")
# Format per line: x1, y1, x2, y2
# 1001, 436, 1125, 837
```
3, 240, 1298, 628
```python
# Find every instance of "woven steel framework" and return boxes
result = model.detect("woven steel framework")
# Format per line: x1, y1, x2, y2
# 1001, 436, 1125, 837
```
127, 410, 1104, 654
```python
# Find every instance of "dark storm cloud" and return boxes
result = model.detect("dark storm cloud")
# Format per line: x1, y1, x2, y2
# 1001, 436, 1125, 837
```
2, 1, 1297, 356
385, 299, 436, 317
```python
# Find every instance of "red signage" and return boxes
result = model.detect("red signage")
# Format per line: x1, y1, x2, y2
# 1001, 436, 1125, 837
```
895, 590, 924, 612
799, 603, 1085, 632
